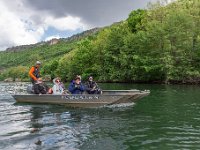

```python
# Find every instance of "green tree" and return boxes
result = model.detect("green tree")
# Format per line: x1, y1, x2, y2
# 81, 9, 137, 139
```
127, 9, 146, 32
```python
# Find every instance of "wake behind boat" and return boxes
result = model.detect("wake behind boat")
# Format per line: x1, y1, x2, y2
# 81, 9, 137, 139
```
12, 90, 150, 108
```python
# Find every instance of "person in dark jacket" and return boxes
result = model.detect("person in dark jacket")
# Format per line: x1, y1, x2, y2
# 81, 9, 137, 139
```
86, 76, 102, 94
33, 78, 49, 94
68, 76, 85, 94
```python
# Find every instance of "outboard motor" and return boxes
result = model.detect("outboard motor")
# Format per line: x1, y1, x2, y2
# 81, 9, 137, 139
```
27, 84, 34, 94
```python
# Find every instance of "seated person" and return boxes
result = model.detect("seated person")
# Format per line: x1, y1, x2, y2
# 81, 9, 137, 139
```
52, 77, 64, 95
33, 78, 49, 94
68, 76, 84, 94
86, 76, 102, 94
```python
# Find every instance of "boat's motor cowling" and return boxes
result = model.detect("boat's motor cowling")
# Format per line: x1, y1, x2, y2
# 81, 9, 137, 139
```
27, 85, 34, 94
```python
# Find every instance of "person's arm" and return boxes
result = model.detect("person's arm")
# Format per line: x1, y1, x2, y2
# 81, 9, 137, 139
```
68, 83, 76, 93
85, 82, 92, 91
60, 86, 64, 94
80, 84, 85, 92
29, 67, 37, 81
61, 82, 65, 90
94, 82, 98, 89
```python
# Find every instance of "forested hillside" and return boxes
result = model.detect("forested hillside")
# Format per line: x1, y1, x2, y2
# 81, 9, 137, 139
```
1, 0, 200, 83
0, 29, 100, 81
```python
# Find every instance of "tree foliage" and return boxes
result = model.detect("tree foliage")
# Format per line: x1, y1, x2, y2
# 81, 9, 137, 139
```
1, 0, 200, 83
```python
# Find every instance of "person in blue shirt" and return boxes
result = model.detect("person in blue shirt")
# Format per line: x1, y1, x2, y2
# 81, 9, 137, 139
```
68, 76, 85, 94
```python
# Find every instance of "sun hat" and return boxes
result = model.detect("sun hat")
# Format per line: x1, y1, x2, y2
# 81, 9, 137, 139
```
75, 76, 81, 80
36, 61, 41, 65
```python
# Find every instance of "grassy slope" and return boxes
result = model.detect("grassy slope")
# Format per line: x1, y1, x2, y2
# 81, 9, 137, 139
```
0, 29, 99, 71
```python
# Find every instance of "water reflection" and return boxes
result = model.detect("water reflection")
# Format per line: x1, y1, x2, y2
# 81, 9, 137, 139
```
2, 82, 200, 149
26, 106, 92, 150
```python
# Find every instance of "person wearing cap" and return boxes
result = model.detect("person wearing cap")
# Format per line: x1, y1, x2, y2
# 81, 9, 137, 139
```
68, 76, 85, 94
52, 77, 64, 95
86, 76, 102, 94
29, 61, 41, 84
33, 78, 49, 94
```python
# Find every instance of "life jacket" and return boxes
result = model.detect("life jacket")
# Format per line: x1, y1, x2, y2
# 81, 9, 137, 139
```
29, 66, 40, 84
32, 66, 40, 78
87, 81, 97, 89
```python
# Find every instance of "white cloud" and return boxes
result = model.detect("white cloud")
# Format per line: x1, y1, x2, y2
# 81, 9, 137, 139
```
0, 1, 42, 50
45, 16, 87, 31
0, 0, 155, 51
0, 0, 87, 50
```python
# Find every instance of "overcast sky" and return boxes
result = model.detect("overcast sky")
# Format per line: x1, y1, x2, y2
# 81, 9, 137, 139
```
0, 0, 156, 50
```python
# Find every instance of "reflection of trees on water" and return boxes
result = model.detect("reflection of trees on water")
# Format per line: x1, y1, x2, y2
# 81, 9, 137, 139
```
30, 107, 44, 129
30, 106, 71, 129
29, 106, 92, 148
30, 106, 81, 128
28, 103, 134, 149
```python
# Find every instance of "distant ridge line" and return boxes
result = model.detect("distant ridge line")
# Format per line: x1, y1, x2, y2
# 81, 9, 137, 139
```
5, 28, 100, 52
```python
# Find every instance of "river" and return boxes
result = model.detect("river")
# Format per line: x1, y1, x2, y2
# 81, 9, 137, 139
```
1, 82, 200, 149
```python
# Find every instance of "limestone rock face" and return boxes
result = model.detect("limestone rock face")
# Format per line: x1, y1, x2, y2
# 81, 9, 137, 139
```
49, 38, 59, 45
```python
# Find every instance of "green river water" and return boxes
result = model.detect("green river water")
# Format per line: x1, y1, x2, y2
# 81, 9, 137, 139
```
0, 82, 200, 150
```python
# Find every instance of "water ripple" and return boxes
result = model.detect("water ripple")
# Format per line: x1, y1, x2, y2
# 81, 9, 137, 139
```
1, 83, 200, 149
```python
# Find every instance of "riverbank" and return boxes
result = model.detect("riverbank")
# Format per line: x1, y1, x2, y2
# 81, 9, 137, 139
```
2, 78, 200, 85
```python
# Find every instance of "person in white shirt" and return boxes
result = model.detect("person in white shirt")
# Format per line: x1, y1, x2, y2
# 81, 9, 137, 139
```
52, 77, 64, 95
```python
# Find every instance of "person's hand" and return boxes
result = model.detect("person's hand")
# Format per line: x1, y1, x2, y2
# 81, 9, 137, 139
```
75, 84, 80, 89
91, 86, 96, 91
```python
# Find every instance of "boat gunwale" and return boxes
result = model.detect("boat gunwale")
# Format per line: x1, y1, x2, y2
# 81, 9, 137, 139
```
12, 90, 150, 96
12, 92, 150, 97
